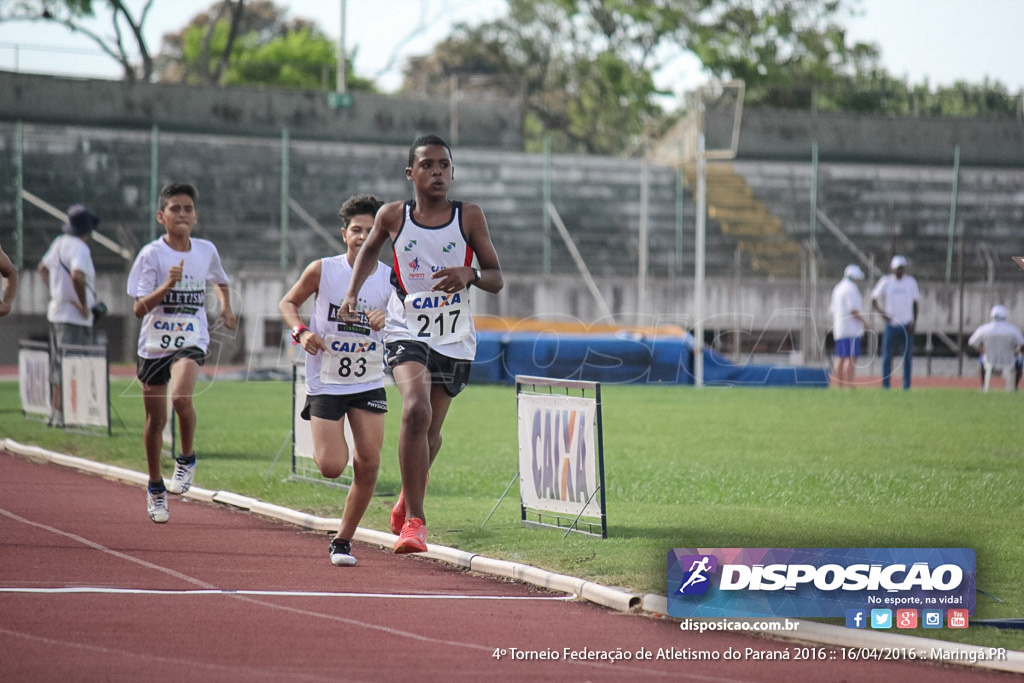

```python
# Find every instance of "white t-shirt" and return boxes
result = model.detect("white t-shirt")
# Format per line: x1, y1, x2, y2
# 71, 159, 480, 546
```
40, 234, 96, 326
305, 255, 392, 396
829, 277, 864, 340
968, 320, 1024, 351
871, 274, 920, 326
126, 237, 230, 359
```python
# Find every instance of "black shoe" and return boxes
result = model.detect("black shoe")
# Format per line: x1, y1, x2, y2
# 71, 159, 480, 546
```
329, 538, 356, 566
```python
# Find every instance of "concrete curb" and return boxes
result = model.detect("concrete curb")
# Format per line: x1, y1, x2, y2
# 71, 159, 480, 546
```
4, 438, 1022, 675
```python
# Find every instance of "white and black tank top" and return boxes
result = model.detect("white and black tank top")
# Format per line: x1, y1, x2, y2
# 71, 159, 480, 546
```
385, 200, 477, 360
306, 255, 392, 395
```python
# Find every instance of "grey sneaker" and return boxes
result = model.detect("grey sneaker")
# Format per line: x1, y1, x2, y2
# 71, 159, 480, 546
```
166, 455, 196, 494
329, 538, 357, 566
147, 489, 169, 523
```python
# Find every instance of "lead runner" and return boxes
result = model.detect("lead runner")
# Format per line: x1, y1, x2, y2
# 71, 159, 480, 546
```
340, 133, 503, 554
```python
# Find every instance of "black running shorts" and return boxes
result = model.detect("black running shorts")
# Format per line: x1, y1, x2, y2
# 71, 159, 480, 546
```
136, 347, 207, 386
384, 340, 472, 397
301, 387, 388, 421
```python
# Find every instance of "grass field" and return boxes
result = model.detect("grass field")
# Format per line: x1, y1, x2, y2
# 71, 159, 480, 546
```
2, 375, 1022, 651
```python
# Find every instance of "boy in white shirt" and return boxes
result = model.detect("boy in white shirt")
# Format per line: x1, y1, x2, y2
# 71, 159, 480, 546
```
127, 183, 237, 523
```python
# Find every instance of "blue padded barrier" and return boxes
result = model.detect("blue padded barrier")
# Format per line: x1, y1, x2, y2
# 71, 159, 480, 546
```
469, 332, 828, 388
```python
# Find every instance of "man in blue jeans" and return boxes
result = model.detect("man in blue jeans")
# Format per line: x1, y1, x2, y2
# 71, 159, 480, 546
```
871, 255, 920, 390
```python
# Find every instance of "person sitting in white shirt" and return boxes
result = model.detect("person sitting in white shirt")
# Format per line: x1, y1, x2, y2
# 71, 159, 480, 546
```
968, 304, 1024, 391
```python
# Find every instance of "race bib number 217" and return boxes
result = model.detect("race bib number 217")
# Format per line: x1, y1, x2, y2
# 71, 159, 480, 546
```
404, 290, 472, 345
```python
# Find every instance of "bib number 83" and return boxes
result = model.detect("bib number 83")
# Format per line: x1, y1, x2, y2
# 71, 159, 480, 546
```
334, 356, 367, 379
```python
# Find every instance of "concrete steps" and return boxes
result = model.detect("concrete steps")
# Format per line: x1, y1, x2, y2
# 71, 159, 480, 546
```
682, 162, 802, 278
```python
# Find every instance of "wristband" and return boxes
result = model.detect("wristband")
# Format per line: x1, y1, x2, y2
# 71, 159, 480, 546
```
290, 324, 309, 344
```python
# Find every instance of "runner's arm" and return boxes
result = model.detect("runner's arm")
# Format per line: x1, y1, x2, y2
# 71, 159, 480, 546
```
279, 260, 326, 354
213, 283, 237, 331
340, 202, 401, 319
133, 259, 183, 318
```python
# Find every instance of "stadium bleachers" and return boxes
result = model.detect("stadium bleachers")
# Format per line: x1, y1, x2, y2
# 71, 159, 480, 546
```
682, 162, 802, 279
4, 121, 1021, 288
1, 122, 745, 280
731, 160, 1024, 283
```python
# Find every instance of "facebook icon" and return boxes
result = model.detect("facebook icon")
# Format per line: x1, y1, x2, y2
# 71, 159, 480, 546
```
845, 609, 867, 629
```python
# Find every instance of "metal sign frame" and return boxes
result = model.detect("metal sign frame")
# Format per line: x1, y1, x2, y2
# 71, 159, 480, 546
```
515, 374, 607, 539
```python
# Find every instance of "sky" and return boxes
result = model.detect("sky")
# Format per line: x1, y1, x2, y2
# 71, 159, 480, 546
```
0, 0, 1021, 100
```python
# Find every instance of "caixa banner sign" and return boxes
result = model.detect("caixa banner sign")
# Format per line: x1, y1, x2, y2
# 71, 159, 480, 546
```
667, 548, 975, 618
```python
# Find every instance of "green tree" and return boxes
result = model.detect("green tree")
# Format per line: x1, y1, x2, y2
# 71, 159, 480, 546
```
0, 0, 157, 80
156, 0, 373, 91
154, 0, 247, 85
223, 26, 337, 89
799, 71, 1020, 117
902, 79, 1019, 118
402, 0, 880, 154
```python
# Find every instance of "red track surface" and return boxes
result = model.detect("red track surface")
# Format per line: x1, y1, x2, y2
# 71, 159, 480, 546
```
0, 451, 1015, 683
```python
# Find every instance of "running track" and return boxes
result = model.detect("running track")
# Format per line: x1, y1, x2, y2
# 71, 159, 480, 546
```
0, 450, 1017, 683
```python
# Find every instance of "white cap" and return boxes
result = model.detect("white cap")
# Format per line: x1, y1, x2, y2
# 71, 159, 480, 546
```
890, 255, 907, 270
844, 264, 865, 280
991, 304, 1008, 320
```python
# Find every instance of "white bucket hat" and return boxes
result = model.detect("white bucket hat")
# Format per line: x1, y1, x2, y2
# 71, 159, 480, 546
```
844, 264, 865, 280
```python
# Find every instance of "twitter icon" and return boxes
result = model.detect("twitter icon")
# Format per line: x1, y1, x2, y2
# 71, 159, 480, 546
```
870, 609, 893, 629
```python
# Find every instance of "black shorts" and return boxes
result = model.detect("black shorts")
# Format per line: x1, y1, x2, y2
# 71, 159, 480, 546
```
137, 347, 207, 386
301, 388, 388, 421
385, 340, 472, 397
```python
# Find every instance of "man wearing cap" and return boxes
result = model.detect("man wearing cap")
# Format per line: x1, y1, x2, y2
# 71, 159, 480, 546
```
968, 305, 1024, 391
829, 264, 866, 388
38, 205, 100, 426
871, 255, 920, 390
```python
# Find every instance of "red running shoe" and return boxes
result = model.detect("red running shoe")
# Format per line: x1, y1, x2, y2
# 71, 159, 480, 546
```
389, 489, 406, 535
394, 518, 427, 554
389, 474, 428, 535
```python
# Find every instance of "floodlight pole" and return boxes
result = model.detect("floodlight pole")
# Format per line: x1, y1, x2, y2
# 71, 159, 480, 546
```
692, 81, 743, 386
336, 0, 347, 94
694, 130, 707, 387
638, 153, 649, 323
14, 120, 23, 269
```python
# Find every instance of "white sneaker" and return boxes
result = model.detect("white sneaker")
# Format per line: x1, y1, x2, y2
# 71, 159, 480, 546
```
329, 538, 357, 566
147, 489, 169, 523
166, 455, 196, 494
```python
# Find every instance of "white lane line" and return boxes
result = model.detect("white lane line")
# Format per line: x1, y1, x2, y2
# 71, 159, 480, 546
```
0, 507, 216, 589
1, 586, 578, 600
0, 495, 747, 681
